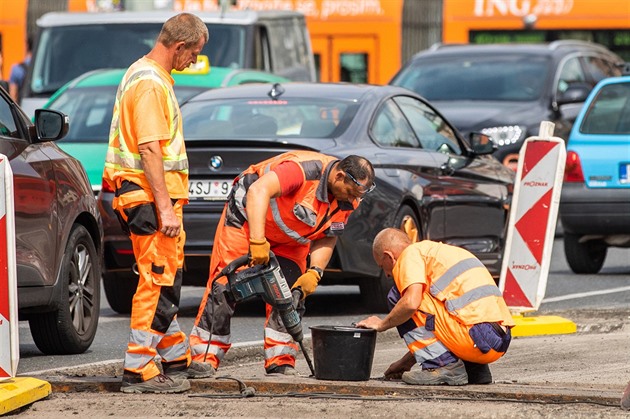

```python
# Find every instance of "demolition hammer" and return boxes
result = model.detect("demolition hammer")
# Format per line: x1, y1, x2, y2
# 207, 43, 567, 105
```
207, 251, 315, 376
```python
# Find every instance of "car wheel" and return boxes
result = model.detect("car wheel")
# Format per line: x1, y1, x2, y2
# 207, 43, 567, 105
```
360, 205, 420, 313
103, 271, 138, 314
564, 232, 607, 274
29, 224, 101, 354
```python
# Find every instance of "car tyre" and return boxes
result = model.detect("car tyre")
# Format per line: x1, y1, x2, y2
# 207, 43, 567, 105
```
29, 224, 101, 354
103, 271, 138, 314
564, 232, 607, 274
360, 205, 420, 313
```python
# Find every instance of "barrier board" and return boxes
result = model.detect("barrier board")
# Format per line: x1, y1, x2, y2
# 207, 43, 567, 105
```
499, 122, 566, 313
0, 155, 18, 380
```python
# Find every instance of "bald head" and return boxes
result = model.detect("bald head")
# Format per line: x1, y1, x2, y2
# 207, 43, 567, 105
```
372, 228, 412, 264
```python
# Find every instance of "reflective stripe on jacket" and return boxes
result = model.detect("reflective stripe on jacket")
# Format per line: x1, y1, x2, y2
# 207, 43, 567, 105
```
226, 151, 356, 245
103, 57, 188, 199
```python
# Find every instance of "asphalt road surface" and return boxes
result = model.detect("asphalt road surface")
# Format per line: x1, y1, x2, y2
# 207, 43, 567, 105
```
16, 237, 630, 375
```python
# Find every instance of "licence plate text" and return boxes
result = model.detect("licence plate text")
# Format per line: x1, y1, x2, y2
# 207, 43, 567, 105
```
189, 180, 231, 200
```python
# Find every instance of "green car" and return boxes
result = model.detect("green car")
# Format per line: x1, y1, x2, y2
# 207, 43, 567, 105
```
43, 58, 289, 193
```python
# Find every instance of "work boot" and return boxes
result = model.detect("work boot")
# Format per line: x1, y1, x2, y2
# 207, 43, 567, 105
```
463, 361, 493, 384
402, 359, 468, 386
163, 360, 215, 380
266, 365, 298, 376
120, 372, 191, 394
621, 381, 630, 410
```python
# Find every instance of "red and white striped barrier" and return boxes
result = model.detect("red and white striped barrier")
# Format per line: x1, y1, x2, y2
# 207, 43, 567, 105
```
499, 122, 566, 313
0, 155, 18, 381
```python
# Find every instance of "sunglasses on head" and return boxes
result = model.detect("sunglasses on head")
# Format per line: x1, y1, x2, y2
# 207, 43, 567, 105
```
345, 171, 376, 194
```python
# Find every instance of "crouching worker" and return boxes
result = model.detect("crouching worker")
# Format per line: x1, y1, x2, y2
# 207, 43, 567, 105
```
356, 228, 514, 386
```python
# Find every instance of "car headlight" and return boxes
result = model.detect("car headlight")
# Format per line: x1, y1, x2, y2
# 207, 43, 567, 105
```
481, 125, 524, 147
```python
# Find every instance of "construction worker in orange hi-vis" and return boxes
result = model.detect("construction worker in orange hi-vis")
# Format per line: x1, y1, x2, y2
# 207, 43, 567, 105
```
190, 151, 375, 375
357, 228, 515, 386
102, 13, 213, 394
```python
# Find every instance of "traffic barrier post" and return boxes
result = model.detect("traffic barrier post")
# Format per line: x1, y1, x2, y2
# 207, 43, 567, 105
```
498, 121, 576, 336
0, 155, 18, 380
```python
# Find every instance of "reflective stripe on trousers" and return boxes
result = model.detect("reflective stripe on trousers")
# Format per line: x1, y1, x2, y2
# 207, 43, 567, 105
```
403, 325, 454, 367
189, 325, 231, 368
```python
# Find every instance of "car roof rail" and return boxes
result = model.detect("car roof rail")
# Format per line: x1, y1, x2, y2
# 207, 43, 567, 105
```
548, 39, 609, 52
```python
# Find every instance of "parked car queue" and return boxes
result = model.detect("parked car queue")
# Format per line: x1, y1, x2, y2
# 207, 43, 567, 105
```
96, 81, 515, 314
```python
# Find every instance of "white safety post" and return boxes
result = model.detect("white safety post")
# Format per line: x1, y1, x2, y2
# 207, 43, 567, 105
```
0, 154, 18, 380
499, 121, 566, 313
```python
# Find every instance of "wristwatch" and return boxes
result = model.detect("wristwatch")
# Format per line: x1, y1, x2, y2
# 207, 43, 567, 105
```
309, 266, 324, 280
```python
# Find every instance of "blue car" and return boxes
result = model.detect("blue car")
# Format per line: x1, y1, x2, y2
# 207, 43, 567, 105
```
560, 71, 630, 273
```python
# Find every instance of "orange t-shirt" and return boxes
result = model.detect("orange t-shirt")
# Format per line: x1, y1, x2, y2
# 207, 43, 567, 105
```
113, 57, 188, 199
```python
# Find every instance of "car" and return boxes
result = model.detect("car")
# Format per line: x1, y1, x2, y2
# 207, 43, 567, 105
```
97, 82, 515, 313
43, 59, 289, 193
390, 41, 624, 170
559, 70, 630, 274
0, 85, 102, 355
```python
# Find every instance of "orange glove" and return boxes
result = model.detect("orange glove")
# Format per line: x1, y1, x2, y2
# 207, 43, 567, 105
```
249, 238, 270, 265
291, 269, 321, 299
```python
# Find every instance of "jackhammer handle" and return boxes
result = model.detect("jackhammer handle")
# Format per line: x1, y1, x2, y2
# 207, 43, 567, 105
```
291, 288, 303, 306
218, 254, 250, 278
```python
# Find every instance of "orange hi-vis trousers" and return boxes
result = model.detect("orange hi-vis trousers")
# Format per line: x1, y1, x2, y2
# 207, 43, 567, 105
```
389, 286, 510, 369
118, 199, 191, 381
190, 210, 306, 371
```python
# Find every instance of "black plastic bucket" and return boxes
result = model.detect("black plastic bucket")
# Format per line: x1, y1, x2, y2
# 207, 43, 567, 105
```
310, 325, 377, 381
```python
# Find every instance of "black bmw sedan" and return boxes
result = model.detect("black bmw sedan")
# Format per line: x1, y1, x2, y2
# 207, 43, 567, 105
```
98, 82, 514, 312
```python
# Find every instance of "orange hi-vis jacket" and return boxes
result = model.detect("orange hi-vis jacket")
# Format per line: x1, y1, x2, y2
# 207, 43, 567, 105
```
225, 151, 357, 248
395, 241, 515, 328
103, 56, 188, 205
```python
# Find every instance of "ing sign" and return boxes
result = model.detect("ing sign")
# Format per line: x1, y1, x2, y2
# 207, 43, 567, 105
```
473, 0, 574, 17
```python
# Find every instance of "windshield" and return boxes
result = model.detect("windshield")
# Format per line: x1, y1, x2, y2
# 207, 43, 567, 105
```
580, 82, 630, 135
32, 23, 245, 95
394, 55, 551, 101
50, 85, 206, 142
182, 98, 359, 140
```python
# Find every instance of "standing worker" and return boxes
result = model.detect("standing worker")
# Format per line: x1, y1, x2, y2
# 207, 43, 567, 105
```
103, 13, 213, 394
190, 151, 375, 375
357, 228, 514, 385
8, 36, 32, 102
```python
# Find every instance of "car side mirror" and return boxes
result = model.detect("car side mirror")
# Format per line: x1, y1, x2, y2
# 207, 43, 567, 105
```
34, 109, 69, 141
469, 132, 495, 155
556, 83, 591, 106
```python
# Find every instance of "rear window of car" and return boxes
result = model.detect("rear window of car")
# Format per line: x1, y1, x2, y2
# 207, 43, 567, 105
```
580, 82, 630, 135
393, 54, 551, 101
181, 98, 359, 139
50, 85, 206, 142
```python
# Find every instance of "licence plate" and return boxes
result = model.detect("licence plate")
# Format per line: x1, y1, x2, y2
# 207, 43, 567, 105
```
620, 163, 630, 184
188, 179, 231, 200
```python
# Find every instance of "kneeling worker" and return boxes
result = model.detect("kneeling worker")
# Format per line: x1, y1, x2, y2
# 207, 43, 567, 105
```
356, 228, 514, 385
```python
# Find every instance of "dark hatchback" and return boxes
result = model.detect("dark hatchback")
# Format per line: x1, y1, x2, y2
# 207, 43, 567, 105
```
0, 86, 102, 355
98, 83, 514, 312
390, 41, 624, 169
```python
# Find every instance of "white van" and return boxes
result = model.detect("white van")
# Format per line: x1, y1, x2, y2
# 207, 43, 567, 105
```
22, 10, 316, 116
